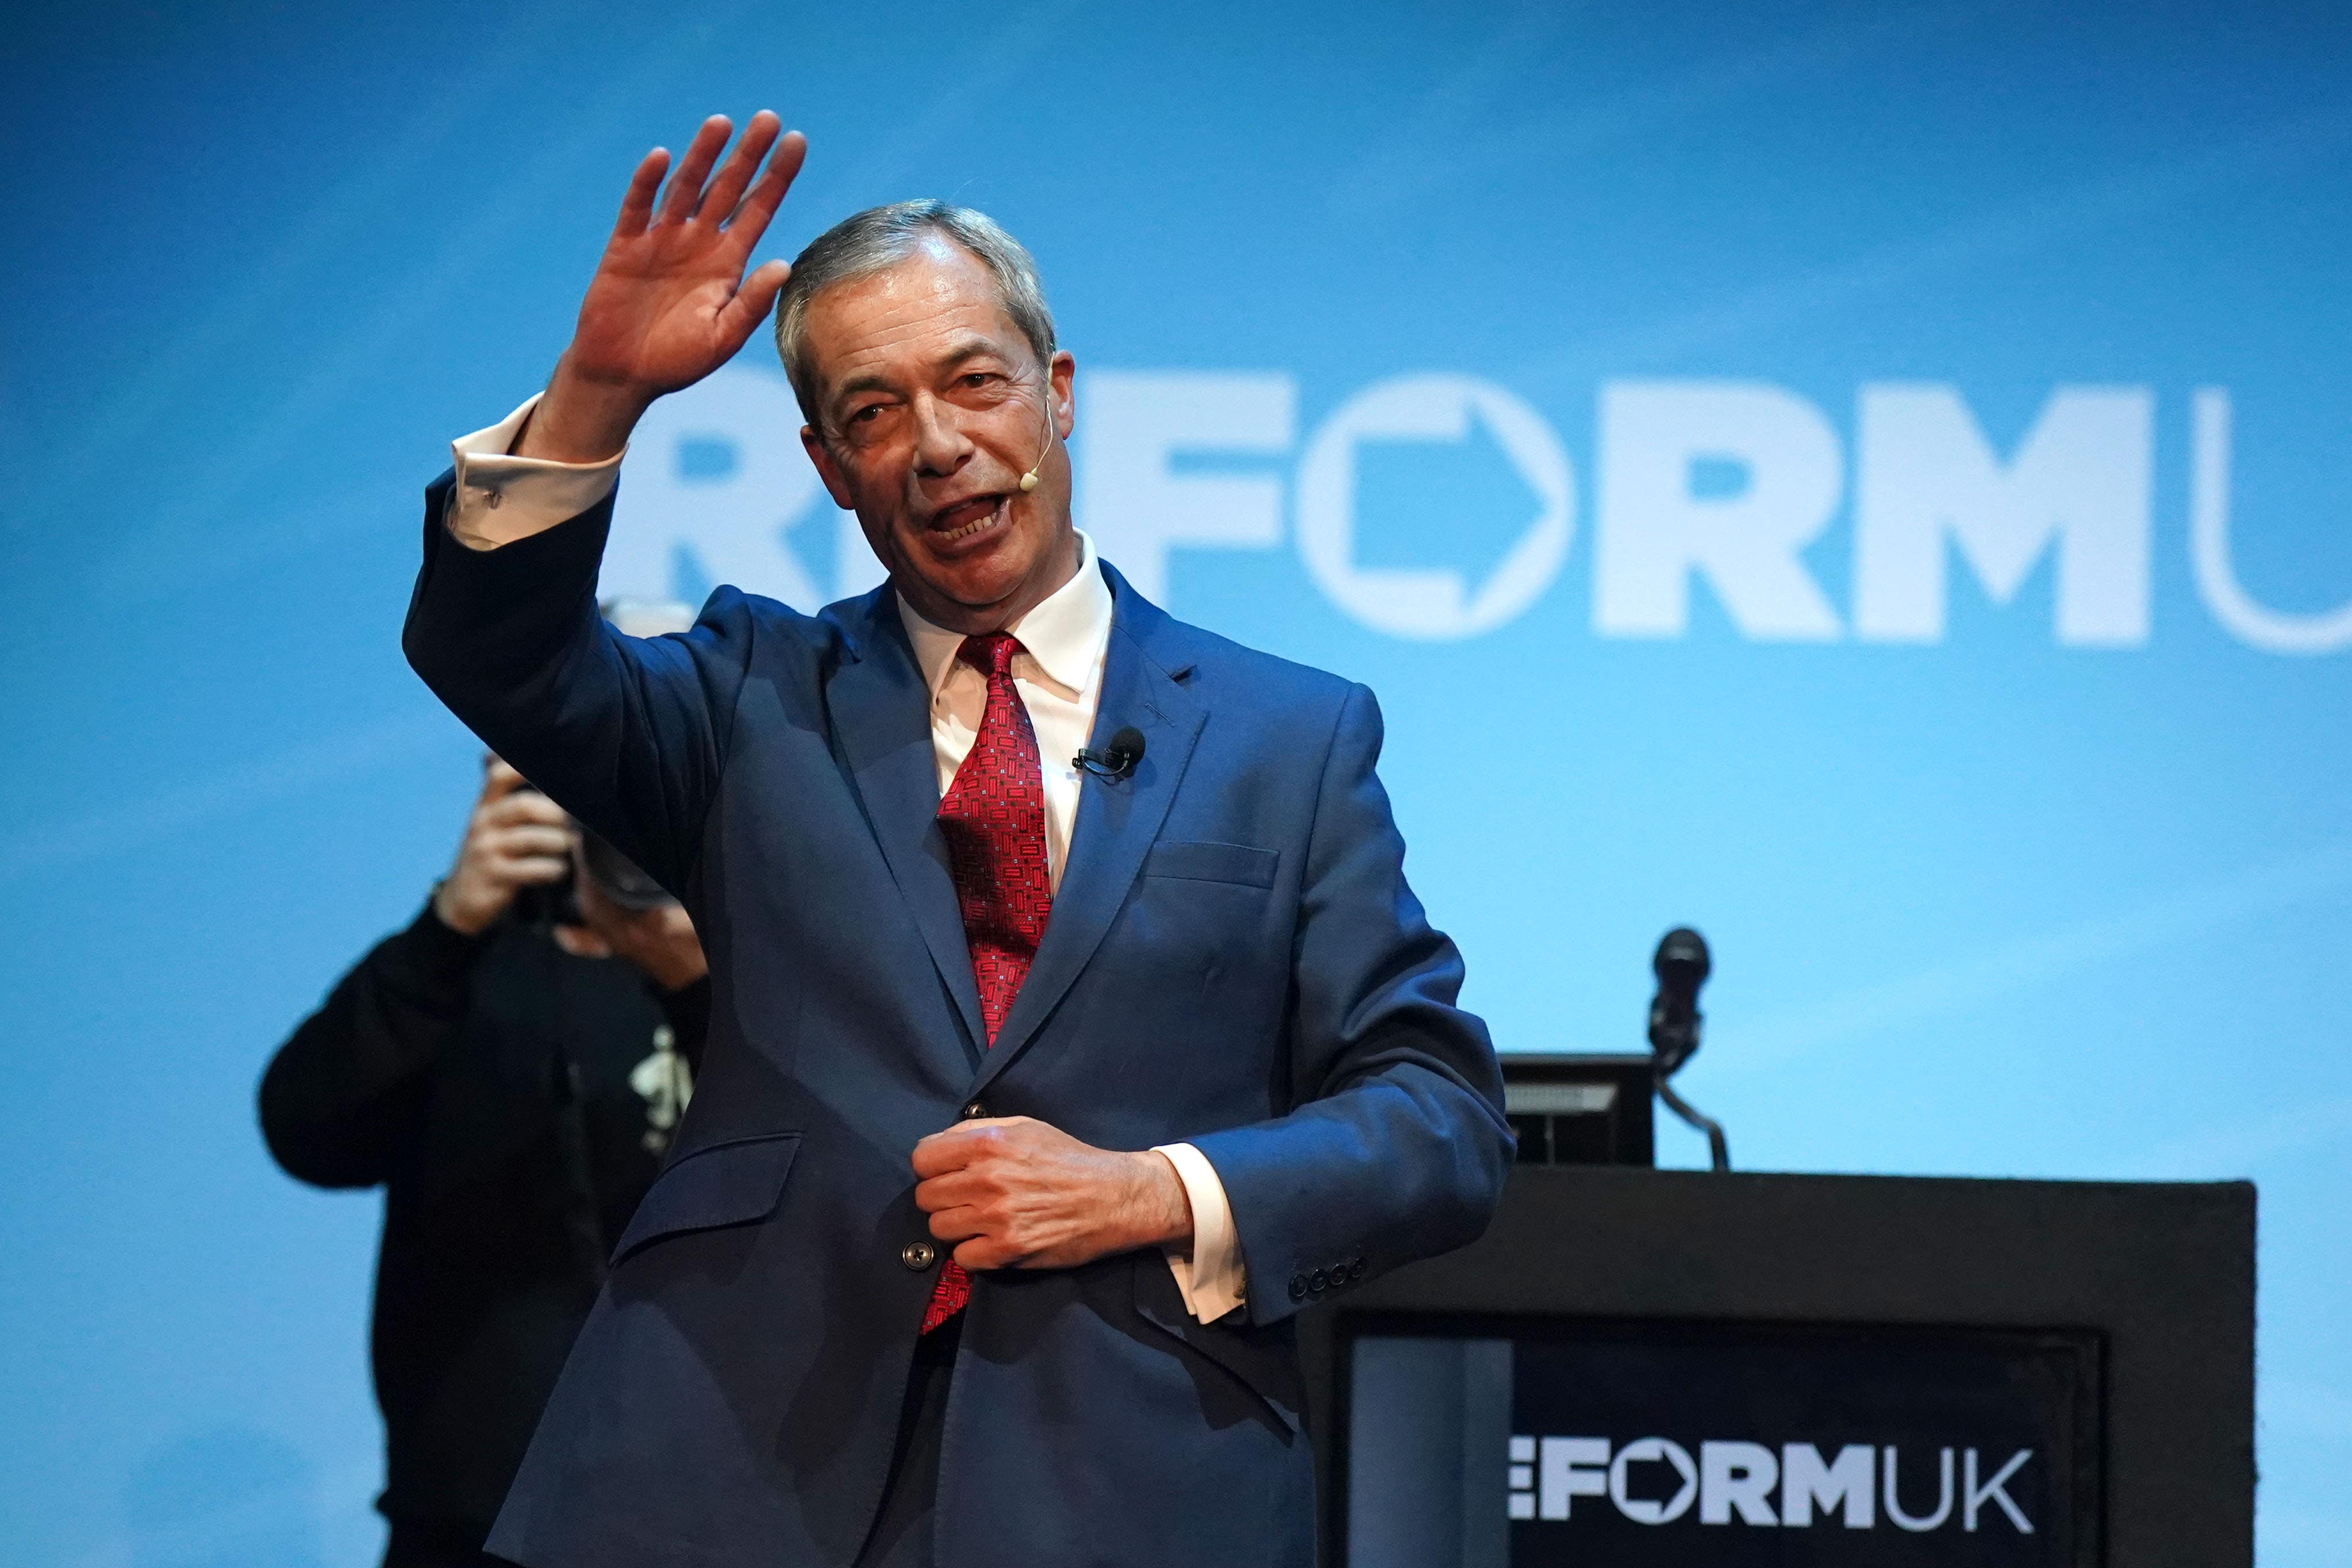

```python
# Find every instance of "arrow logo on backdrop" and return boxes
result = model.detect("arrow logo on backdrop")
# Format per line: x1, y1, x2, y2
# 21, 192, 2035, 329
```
1296, 374, 1575, 640
1352, 404, 1550, 587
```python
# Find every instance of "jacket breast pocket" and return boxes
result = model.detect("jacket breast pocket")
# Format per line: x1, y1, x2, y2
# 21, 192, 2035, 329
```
610, 1132, 801, 1267
1144, 840, 1279, 889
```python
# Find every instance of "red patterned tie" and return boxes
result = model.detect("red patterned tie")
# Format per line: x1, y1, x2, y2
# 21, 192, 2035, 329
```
921, 632, 1054, 1333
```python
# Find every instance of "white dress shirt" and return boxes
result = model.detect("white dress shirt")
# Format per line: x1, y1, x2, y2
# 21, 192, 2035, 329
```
444, 397, 1246, 1321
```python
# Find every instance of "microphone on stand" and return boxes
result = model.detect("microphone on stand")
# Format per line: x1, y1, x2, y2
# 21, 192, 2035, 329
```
1647, 927, 1731, 1171
1075, 727, 1146, 781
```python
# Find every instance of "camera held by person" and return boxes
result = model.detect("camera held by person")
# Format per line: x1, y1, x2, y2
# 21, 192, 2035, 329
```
259, 608, 710, 1568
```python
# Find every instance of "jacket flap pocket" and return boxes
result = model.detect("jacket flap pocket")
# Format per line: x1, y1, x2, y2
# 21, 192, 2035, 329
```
612, 1132, 801, 1266
1143, 840, 1279, 889
1132, 1259, 1304, 1434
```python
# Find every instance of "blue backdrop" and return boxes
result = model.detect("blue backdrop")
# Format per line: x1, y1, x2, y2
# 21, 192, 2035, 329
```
5, 2, 2348, 1563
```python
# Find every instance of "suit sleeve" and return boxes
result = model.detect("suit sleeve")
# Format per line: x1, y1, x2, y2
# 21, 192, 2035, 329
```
1187, 683, 1515, 1326
401, 472, 752, 898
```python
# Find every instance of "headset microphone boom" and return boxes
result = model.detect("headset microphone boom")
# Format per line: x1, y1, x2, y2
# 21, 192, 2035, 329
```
1017, 375, 1056, 493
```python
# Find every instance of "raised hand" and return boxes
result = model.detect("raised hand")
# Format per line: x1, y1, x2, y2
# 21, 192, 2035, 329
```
520, 112, 808, 463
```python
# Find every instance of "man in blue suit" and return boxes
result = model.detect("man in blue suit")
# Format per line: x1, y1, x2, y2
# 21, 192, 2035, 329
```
402, 111, 1511, 1568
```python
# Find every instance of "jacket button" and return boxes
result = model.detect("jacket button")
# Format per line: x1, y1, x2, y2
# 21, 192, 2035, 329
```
901, 1240, 937, 1271
1288, 1274, 1309, 1301
961, 1101, 988, 1120
1309, 1268, 1329, 1293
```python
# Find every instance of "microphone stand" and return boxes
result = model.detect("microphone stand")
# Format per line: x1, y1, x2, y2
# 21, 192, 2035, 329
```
1648, 996, 1732, 1173
1655, 1075, 1730, 1173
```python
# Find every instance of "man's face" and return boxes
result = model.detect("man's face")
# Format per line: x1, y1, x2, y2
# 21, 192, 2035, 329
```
798, 238, 1078, 634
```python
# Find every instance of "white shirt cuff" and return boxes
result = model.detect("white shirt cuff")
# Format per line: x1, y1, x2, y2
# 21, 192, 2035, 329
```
445, 393, 625, 551
1153, 1142, 1247, 1322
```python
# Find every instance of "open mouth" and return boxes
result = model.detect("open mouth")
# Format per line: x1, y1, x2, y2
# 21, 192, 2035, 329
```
930, 493, 1009, 546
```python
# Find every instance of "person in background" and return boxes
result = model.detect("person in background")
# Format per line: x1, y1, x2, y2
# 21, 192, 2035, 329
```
259, 608, 709, 1568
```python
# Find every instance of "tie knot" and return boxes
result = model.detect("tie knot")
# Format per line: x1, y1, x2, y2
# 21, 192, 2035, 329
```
956, 632, 1023, 680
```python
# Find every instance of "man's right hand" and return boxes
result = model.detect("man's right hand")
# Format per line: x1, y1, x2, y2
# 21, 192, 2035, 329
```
433, 759, 575, 936
518, 112, 808, 464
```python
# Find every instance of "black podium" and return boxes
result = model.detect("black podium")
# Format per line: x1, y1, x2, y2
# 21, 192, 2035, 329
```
1305, 1167, 2254, 1568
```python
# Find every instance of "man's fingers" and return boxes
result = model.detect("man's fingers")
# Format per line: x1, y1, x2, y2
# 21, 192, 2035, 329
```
476, 802, 566, 837
694, 109, 778, 224
952, 1238, 1029, 1271
910, 1124, 988, 1180
479, 756, 528, 801
720, 128, 806, 257
481, 790, 570, 828
913, 1167, 990, 1214
483, 823, 574, 859
493, 852, 572, 886
910, 1116, 1036, 1178
658, 115, 733, 224
490, 797, 570, 829
612, 147, 670, 239
714, 259, 791, 350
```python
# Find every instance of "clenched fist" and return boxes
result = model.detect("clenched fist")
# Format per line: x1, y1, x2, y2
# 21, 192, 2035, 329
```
913, 1117, 1194, 1272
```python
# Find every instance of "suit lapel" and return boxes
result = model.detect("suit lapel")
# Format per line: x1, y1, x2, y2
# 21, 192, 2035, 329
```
825, 593, 987, 1060
971, 571, 1205, 1097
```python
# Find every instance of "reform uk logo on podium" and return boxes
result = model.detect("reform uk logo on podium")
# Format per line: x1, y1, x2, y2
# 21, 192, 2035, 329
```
1505, 1431, 2035, 1535
1345, 1315, 2099, 1567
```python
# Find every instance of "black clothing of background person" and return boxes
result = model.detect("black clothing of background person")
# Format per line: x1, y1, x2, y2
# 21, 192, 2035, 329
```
260, 897, 708, 1563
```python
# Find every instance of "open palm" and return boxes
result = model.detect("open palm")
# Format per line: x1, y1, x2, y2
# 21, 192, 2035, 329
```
525, 112, 804, 460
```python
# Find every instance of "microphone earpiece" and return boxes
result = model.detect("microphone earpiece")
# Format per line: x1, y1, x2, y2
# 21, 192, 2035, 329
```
1017, 381, 1055, 495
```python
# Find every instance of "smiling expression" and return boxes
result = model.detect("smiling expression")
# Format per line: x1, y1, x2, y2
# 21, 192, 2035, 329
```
797, 237, 1079, 634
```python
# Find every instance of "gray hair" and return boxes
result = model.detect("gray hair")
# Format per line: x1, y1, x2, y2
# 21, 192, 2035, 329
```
773, 200, 1058, 431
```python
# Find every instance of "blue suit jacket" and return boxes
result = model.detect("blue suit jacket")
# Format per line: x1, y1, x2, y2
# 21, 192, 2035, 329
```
401, 475, 1512, 1568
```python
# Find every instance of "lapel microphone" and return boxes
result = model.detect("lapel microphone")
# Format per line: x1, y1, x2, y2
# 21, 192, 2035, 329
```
1074, 726, 1146, 781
